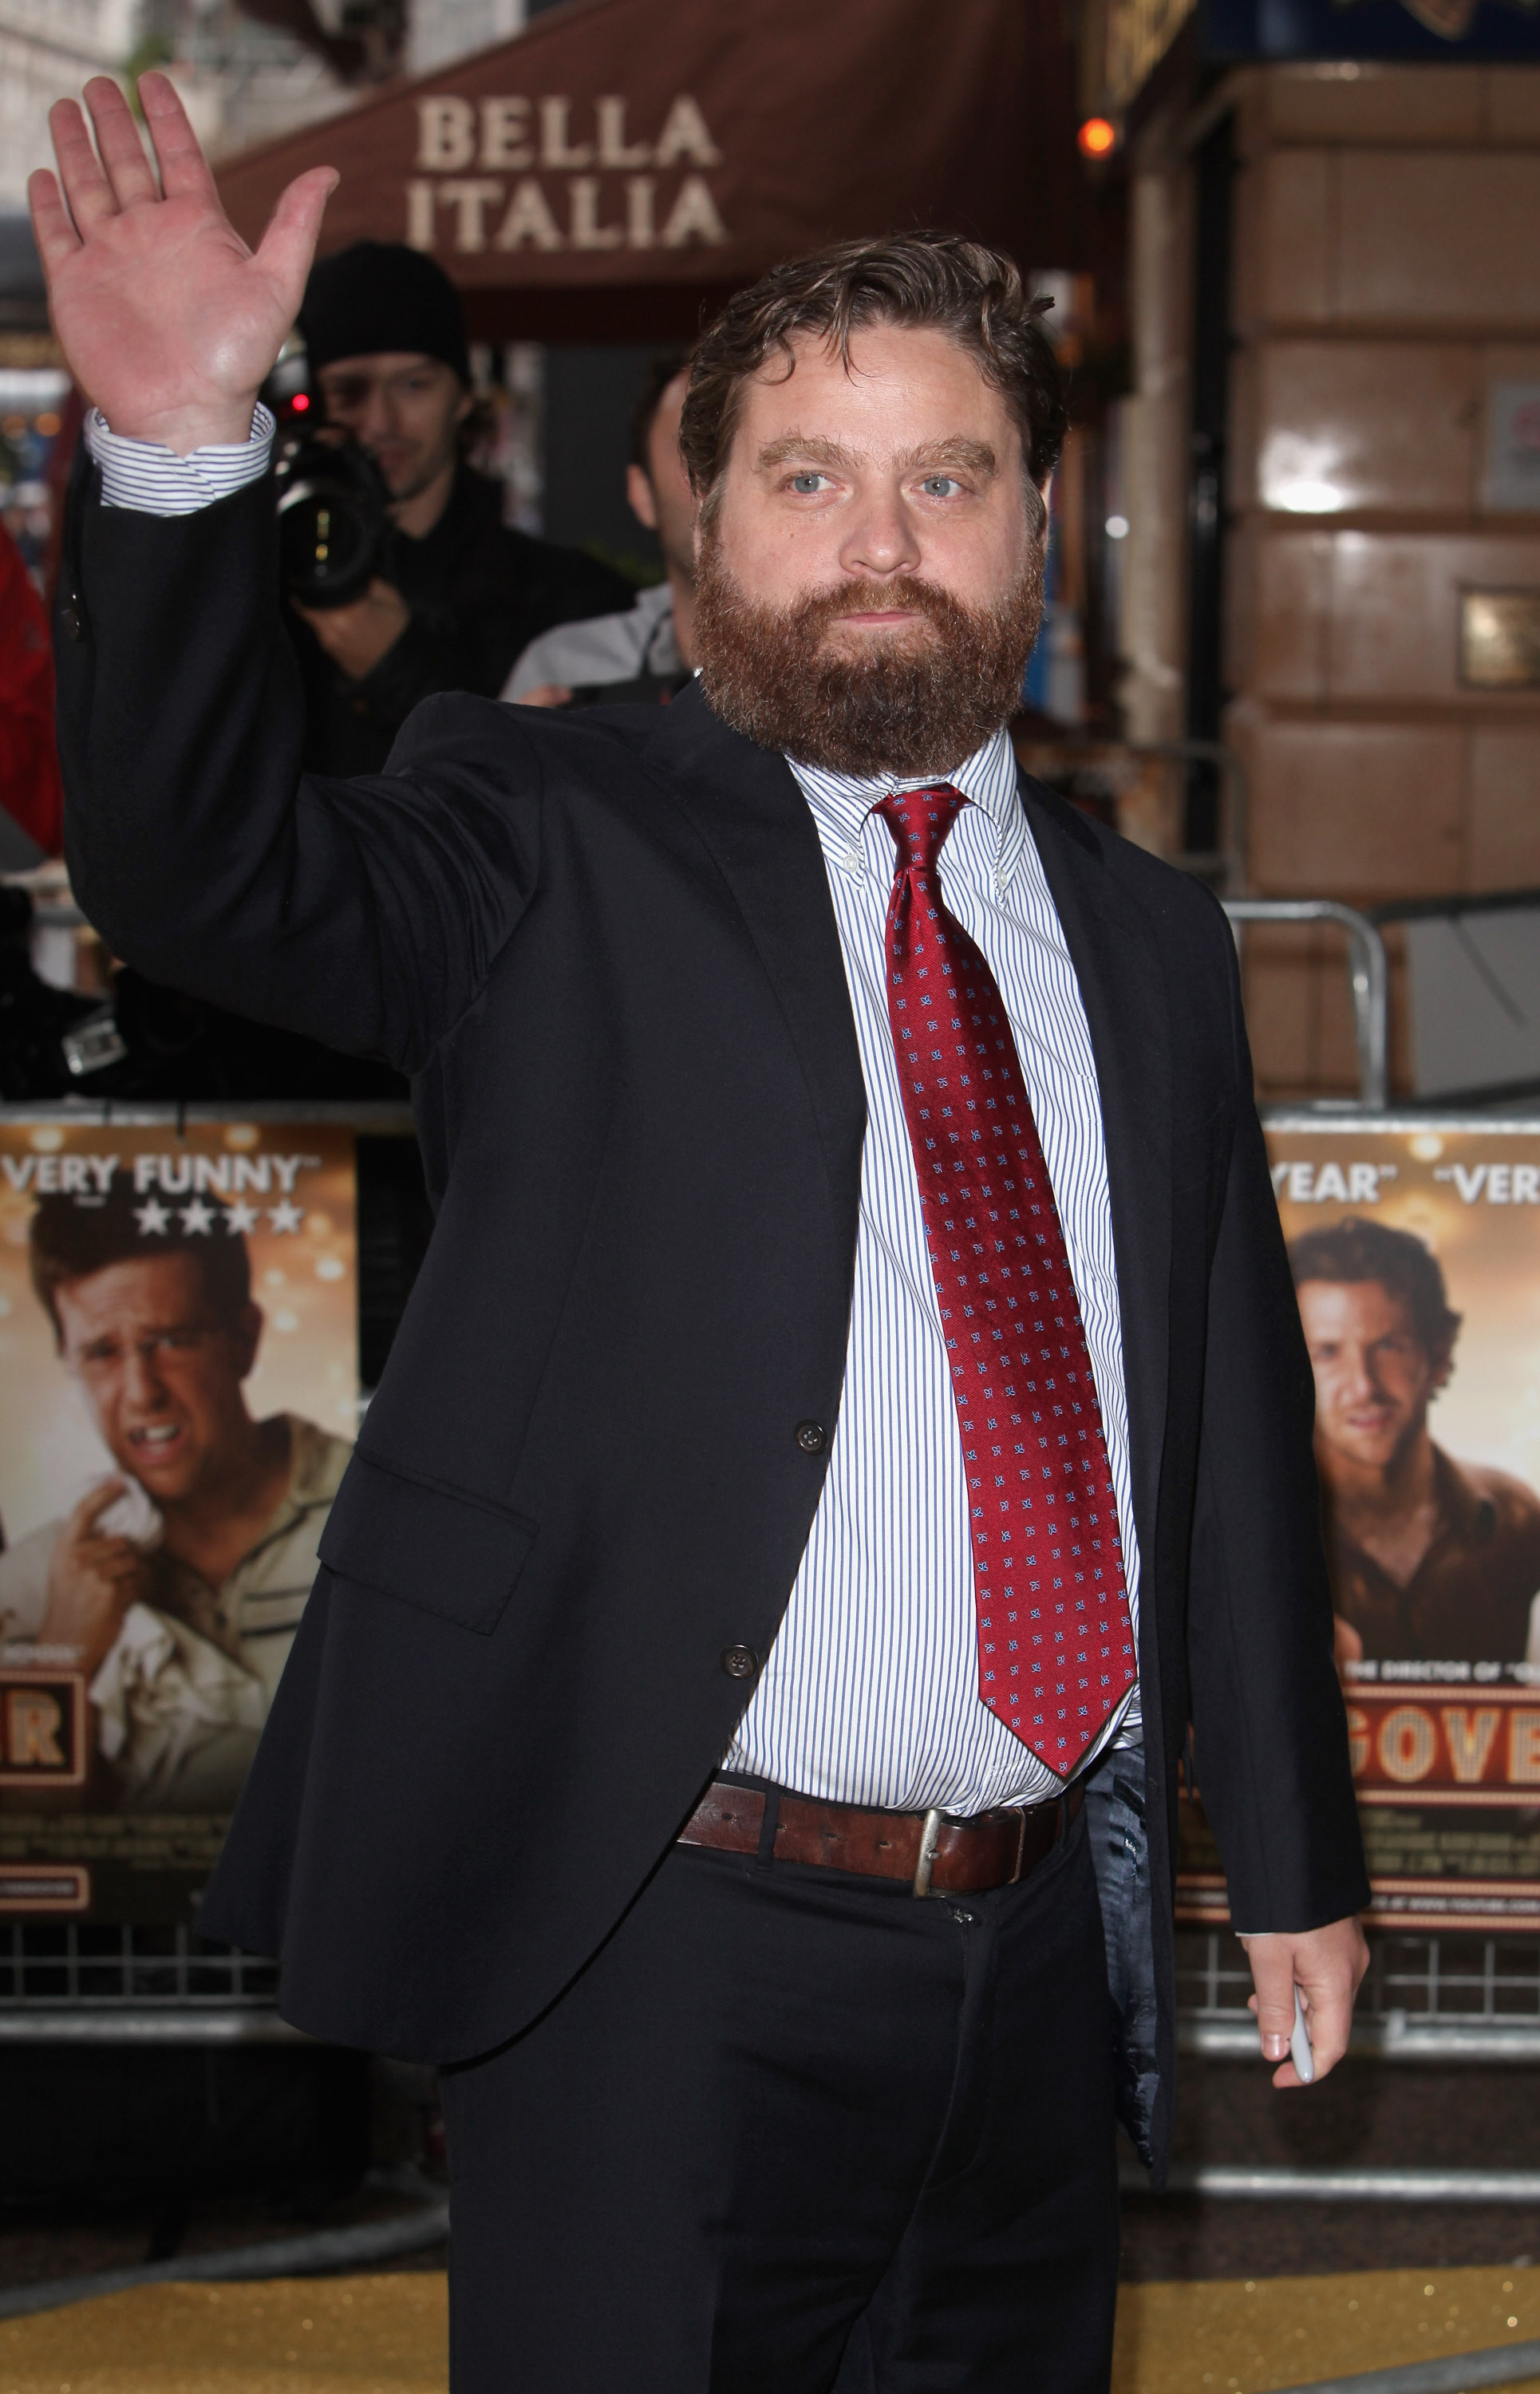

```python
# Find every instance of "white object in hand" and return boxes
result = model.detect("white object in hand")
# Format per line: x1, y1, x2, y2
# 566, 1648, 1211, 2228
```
1291, 1983, 1315, 2084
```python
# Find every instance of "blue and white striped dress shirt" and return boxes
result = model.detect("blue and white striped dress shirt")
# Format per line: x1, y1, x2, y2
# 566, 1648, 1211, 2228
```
85, 404, 278, 512
725, 733, 1142, 1813
85, 412, 1142, 1815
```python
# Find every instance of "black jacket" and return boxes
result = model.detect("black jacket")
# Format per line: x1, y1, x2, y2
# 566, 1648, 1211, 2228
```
290, 462, 633, 775
54, 471, 1368, 2171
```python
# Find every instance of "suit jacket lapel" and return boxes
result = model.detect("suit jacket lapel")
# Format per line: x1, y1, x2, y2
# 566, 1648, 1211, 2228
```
1022, 779, 1174, 1582
646, 687, 867, 1223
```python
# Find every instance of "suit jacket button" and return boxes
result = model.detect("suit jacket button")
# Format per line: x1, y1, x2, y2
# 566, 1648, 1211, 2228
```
794, 1420, 827, 1455
59, 595, 83, 642
721, 1645, 759, 1682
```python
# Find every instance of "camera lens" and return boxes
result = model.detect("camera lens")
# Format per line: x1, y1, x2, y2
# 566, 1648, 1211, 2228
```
274, 435, 392, 610
278, 484, 378, 607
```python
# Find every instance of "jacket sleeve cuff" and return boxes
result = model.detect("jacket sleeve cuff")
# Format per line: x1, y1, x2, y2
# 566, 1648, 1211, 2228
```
85, 404, 275, 515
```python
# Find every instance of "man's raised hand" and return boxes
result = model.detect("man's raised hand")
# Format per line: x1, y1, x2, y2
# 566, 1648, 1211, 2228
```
28, 73, 335, 456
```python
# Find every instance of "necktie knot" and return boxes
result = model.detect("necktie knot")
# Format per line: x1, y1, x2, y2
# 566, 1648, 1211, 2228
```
875, 784, 966, 877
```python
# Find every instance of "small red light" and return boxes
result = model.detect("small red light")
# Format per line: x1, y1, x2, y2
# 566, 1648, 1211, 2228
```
291, 391, 310, 412
1078, 117, 1117, 158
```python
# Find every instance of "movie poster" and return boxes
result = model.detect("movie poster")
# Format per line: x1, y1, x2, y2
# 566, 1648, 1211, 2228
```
0, 1116, 358, 1922
1178, 1119, 1540, 1933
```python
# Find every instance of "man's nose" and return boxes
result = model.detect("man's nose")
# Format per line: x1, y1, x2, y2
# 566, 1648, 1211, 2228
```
355, 387, 396, 449
124, 1345, 168, 1405
838, 483, 921, 579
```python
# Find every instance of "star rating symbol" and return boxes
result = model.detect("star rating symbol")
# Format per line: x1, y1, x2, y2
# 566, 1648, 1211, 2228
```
178, 1197, 217, 1236
134, 1198, 172, 1236
224, 1199, 262, 1235
267, 1199, 306, 1235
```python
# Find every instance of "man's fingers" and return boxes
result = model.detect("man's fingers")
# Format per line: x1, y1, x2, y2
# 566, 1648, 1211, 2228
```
255, 166, 339, 309
48, 97, 117, 234
81, 1535, 140, 1563
65, 1479, 129, 1539
77, 1541, 145, 1582
1242, 1938, 1297, 2062
138, 70, 219, 206
1245, 1918, 1368, 2087
27, 169, 81, 272
1296, 1974, 1353, 2076
85, 73, 160, 211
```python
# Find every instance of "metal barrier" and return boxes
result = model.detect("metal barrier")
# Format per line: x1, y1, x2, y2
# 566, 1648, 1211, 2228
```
1115, 1928, 1540, 2202
1223, 897, 1390, 1112
0, 1923, 291, 2041
1177, 1926, 1540, 2063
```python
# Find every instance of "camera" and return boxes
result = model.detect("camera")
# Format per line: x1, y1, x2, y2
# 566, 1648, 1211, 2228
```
274, 430, 394, 611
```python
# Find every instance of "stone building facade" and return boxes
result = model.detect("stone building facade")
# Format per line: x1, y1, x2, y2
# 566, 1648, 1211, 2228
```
1119, 61, 1540, 1098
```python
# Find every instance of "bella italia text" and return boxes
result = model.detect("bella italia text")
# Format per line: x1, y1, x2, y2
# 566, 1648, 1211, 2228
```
406, 92, 729, 256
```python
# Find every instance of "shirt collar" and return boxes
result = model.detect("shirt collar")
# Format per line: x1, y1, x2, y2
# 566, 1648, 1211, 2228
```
788, 725, 1026, 895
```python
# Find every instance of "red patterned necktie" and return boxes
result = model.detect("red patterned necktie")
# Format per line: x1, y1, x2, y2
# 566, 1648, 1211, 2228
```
875, 784, 1136, 1779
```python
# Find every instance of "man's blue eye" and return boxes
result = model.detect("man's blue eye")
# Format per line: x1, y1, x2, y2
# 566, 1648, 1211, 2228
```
790, 473, 824, 494
922, 476, 961, 496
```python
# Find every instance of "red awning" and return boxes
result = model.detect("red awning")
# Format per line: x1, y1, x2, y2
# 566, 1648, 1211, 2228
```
215, 0, 1089, 341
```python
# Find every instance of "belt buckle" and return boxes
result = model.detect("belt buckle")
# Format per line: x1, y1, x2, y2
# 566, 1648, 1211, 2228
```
912, 1807, 945, 1898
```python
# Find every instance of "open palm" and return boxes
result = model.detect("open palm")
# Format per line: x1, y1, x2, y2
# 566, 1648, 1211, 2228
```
29, 73, 335, 454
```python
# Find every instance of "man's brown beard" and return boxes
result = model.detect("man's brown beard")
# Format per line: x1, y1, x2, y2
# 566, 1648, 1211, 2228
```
693, 535, 1044, 776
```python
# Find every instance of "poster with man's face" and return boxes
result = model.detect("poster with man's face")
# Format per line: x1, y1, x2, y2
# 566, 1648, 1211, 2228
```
0, 1118, 357, 1922
1178, 1120, 1540, 1934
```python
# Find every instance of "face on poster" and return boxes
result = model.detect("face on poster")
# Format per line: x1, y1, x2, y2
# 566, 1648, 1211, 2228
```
0, 1119, 358, 1921
1179, 1121, 1540, 1934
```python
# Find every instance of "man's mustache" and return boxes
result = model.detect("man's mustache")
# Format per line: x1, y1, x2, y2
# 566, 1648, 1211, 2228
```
788, 579, 968, 634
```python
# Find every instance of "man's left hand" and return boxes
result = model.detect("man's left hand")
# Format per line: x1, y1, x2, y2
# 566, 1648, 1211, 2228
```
292, 577, 409, 680
1240, 1916, 1368, 2087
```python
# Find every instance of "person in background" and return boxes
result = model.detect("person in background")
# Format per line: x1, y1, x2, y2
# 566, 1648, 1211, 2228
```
290, 241, 632, 773
1291, 1215, 1540, 1665
504, 350, 696, 708
0, 518, 63, 855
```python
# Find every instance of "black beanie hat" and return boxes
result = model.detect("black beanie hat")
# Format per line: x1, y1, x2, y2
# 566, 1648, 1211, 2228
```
298, 241, 472, 385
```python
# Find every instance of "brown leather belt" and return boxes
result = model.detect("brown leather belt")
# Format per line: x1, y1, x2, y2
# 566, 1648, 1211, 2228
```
678, 1777, 1084, 1898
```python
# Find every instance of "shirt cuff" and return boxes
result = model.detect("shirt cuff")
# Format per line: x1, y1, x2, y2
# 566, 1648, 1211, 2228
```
85, 403, 275, 516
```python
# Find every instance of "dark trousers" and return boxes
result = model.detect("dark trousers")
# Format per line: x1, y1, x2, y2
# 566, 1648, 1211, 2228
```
440, 1802, 1119, 2393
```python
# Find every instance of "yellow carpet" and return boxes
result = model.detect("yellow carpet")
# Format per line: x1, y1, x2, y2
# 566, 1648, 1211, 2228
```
1112, 2267, 1540, 2394
0, 2263, 1538, 2393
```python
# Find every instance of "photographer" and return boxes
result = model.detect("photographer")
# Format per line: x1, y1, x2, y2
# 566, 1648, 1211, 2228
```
288, 241, 630, 774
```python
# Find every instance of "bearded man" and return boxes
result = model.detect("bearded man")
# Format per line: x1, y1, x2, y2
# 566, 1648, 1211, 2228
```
34, 76, 1368, 2394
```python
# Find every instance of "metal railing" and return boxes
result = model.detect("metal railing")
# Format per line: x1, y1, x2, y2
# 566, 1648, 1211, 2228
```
1223, 897, 1390, 1112
1176, 1927, 1540, 2061
0, 1923, 293, 2040
1116, 1929, 1540, 2201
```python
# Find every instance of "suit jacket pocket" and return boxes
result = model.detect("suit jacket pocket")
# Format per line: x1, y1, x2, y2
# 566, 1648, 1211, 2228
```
318, 1449, 538, 1635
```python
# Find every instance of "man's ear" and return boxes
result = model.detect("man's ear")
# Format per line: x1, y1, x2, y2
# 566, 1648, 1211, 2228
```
1429, 1335, 1457, 1396
627, 462, 659, 533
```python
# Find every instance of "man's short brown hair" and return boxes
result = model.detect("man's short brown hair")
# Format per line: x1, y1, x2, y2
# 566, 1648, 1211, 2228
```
678, 232, 1068, 524
29, 1184, 252, 1349
1288, 1216, 1461, 1362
